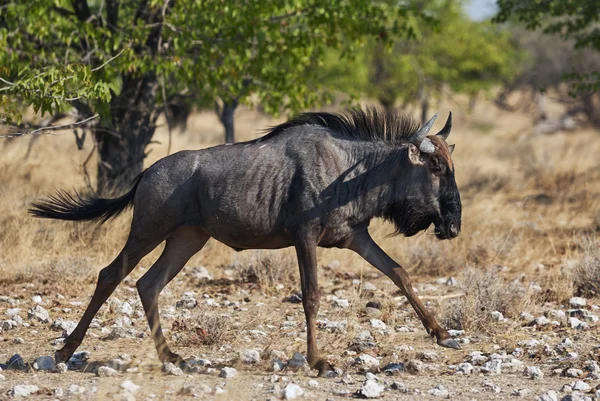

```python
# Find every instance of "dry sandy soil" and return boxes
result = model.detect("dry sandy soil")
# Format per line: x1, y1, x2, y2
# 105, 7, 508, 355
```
0, 97, 599, 400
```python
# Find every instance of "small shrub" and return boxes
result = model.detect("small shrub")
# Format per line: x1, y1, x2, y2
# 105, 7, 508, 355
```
172, 308, 231, 346
572, 236, 600, 298
439, 265, 525, 333
240, 251, 297, 292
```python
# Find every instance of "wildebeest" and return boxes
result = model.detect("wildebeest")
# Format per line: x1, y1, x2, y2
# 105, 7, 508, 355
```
30, 107, 461, 376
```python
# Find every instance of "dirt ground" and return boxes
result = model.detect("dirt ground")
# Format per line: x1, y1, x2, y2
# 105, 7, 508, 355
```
1, 96, 599, 400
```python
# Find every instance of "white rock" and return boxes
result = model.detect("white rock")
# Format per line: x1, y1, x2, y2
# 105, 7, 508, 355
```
31, 295, 43, 304
307, 379, 319, 388
512, 388, 529, 397
482, 378, 501, 393
272, 358, 285, 371
359, 379, 384, 398
481, 359, 502, 374
419, 351, 439, 361
565, 368, 584, 378
283, 383, 304, 399
572, 380, 591, 392
491, 311, 504, 321
120, 380, 139, 393
219, 367, 237, 378
10, 384, 39, 397
570, 297, 587, 308
363, 282, 377, 291
456, 362, 473, 375
370, 319, 386, 329
118, 302, 133, 316
33, 356, 55, 371
537, 390, 558, 401
240, 349, 261, 364
526, 366, 544, 380
355, 354, 380, 371
287, 353, 307, 371
27, 305, 50, 323
68, 384, 85, 395
334, 299, 350, 308
55, 362, 68, 373
162, 362, 183, 376
50, 318, 77, 335
97, 366, 119, 377
428, 384, 449, 398
191, 266, 213, 280
53, 387, 63, 397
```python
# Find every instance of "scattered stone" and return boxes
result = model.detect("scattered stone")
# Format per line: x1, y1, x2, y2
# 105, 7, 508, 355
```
162, 362, 183, 376
27, 305, 50, 323
285, 293, 303, 303
362, 282, 377, 292
482, 378, 501, 393
572, 380, 591, 392
569, 297, 587, 308
6, 354, 26, 370
10, 384, 39, 397
97, 366, 119, 377
537, 390, 558, 401
33, 356, 55, 371
530, 316, 551, 327
382, 363, 404, 375
50, 318, 77, 335
118, 302, 133, 316
240, 349, 261, 364
341, 373, 355, 384
287, 353, 307, 371
55, 362, 68, 373
219, 367, 237, 378
31, 295, 43, 304
481, 359, 502, 374
307, 380, 319, 388
405, 359, 425, 374
334, 299, 350, 308
120, 380, 140, 394
53, 387, 63, 397
68, 384, 85, 395
68, 351, 91, 369
512, 389, 529, 397
391, 382, 408, 393
419, 351, 439, 361
282, 383, 304, 399
370, 319, 386, 329
428, 384, 449, 398
354, 354, 380, 372
190, 266, 213, 280
491, 311, 504, 321
526, 366, 544, 380
272, 358, 285, 372
565, 368, 584, 378
456, 362, 473, 375
359, 379, 385, 398
568, 317, 590, 330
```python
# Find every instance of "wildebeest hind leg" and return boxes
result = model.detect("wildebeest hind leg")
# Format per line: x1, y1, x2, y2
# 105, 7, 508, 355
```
347, 231, 460, 350
294, 238, 337, 377
136, 226, 210, 366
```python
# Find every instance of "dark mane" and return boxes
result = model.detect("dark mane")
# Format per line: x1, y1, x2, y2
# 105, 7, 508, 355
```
260, 107, 420, 145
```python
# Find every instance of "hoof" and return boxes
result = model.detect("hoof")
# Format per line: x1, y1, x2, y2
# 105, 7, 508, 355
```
437, 337, 461, 350
163, 352, 187, 367
314, 359, 338, 378
54, 348, 73, 364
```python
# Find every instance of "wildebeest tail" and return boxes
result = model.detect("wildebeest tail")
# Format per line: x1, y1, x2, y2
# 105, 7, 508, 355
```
29, 173, 144, 224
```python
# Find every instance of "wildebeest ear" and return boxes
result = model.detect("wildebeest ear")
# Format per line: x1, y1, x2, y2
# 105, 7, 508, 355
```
448, 144, 455, 155
408, 143, 423, 165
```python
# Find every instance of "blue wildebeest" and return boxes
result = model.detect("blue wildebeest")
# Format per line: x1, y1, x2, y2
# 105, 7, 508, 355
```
30, 108, 461, 376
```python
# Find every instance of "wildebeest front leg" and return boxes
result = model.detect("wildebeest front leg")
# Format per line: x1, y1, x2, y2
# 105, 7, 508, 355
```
294, 239, 336, 376
347, 231, 460, 350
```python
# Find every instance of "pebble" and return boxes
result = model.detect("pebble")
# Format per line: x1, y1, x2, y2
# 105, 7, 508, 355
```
370, 319, 386, 329
419, 351, 439, 361
572, 380, 591, 392
382, 362, 404, 375
391, 382, 408, 392
481, 359, 502, 374
282, 383, 304, 399
55, 362, 68, 373
287, 352, 307, 371
354, 354, 380, 372
7, 354, 26, 370
120, 380, 140, 393
359, 379, 384, 398
334, 299, 350, 308
190, 266, 213, 280
526, 366, 544, 380
307, 379, 319, 388
491, 311, 504, 321
456, 362, 474, 375
27, 305, 50, 323
565, 368, 584, 378
10, 384, 39, 397
162, 362, 183, 376
538, 390, 558, 401
272, 358, 285, 372
569, 297, 587, 308
362, 282, 377, 291
240, 349, 261, 364
512, 389, 529, 397
428, 384, 449, 398
405, 359, 425, 374
482, 378, 501, 393
219, 367, 237, 378
97, 366, 119, 377
68, 384, 85, 395
33, 356, 55, 371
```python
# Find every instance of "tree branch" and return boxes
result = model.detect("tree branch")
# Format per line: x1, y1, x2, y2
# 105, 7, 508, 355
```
0, 114, 99, 139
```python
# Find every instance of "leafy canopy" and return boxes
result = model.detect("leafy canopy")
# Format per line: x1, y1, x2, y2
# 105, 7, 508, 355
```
0, 0, 422, 124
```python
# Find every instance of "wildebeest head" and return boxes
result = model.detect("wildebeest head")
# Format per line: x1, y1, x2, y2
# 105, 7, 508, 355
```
387, 112, 461, 240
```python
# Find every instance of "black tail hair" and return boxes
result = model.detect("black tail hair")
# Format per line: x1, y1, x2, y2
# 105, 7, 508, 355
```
29, 173, 144, 224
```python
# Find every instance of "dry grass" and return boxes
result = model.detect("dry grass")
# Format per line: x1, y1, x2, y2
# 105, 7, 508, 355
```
439, 265, 527, 333
1, 94, 599, 331
171, 307, 233, 347
571, 235, 600, 298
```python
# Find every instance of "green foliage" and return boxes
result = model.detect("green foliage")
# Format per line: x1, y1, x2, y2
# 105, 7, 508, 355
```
495, 0, 600, 94
0, 0, 422, 122
320, 0, 519, 109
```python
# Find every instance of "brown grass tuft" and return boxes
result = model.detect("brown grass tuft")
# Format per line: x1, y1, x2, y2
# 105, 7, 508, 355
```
571, 236, 600, 298
171, 307, 232, 347
238, 250, 297, 293
439, 265, 525, 334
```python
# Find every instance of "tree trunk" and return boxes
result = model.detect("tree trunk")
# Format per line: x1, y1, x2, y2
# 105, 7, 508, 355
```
94, 74, 158, 194
219, 99, 239, 144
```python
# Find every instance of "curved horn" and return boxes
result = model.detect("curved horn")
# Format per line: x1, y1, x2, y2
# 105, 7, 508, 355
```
436, 111, 452, 140
409, 113, 438, 153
